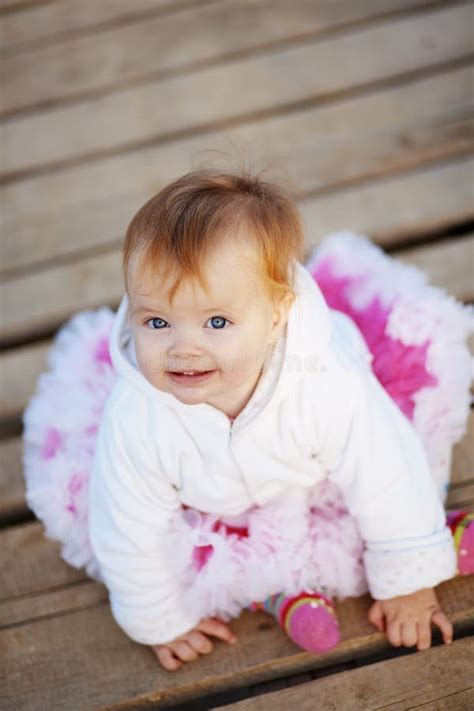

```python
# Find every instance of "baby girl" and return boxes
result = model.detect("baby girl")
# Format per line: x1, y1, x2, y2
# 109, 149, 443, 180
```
86, 169, 472, 672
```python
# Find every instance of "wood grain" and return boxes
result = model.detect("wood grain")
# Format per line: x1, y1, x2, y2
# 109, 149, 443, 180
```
0, 436, 26, 519
3, 7, 473, 178
214, 636, 474, 710
2, 16, 473, 272
0, 0, 188, 54
0, 570, 472, 710
0, 0, 449, 115
298, 156, 474, 247
0, 521, 85, 601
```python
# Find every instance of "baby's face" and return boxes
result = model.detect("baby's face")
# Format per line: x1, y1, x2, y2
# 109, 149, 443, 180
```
127, 236, 292, 418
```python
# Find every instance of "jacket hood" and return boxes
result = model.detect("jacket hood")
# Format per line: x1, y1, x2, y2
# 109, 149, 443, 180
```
109, 261, 332, 418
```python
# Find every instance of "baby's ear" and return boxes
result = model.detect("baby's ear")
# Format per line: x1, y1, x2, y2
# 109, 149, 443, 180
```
271, 290, 294, 335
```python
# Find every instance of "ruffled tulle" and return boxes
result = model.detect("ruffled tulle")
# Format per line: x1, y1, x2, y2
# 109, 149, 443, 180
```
22, 306, 117, 580
22, 231, 474, 620
306, 231, 474, 501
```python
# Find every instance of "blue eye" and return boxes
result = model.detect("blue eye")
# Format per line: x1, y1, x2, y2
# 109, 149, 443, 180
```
146, 317, 169, 329
207, 316, 228, 329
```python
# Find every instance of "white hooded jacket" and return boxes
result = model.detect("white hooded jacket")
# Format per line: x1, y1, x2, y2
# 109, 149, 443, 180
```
88, 262, 456, 645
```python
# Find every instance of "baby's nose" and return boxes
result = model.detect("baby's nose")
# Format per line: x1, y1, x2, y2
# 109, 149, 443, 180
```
168, 332, 205, 361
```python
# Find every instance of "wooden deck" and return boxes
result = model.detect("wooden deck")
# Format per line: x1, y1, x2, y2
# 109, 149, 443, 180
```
1, 1, 473, 708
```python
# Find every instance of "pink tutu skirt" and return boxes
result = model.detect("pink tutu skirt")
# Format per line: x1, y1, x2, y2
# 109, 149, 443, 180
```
22, 232, 473, 623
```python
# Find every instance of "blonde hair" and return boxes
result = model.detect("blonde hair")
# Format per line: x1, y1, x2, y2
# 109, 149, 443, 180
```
123, 168, 305, 305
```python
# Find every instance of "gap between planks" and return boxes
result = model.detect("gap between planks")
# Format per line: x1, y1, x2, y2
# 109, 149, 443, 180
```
1, 0, 464, 117
2, 3, 473, 181
0, 573, 472, 710
212, 636, 474, 711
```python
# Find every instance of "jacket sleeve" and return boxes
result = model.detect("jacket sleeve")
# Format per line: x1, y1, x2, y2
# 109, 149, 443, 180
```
325, 362, 457, 600
88, 405, 202, 645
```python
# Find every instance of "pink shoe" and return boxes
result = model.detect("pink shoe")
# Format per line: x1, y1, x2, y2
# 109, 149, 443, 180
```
447, 510, 474, 575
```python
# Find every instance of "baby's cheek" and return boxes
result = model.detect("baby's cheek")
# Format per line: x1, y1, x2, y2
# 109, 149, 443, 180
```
137, 342, 166, 377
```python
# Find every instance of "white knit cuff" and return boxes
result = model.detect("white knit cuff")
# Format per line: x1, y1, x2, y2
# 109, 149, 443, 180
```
363, 527, 457, 600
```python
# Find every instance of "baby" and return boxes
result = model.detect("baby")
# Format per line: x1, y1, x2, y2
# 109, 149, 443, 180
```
88, 169, 464, 672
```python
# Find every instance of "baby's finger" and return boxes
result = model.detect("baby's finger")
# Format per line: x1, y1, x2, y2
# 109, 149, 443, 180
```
431, 609, 453, 646
197, 617, 237, 644
386, 618, 402, 647
400, 621, 418, 648
186, 630, 214, 655
368, 601, 385, 633
169, 640, 199, 662
416, 619, 431, 651
152, 645, 182, 671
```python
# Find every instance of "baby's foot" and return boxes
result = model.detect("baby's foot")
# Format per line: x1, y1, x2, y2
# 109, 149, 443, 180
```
447, 510, 474, 575
250, 590, 340, 654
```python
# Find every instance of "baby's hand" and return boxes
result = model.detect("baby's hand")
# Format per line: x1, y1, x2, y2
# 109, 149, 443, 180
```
368, 587, 453, 651
151, 617, 237, 671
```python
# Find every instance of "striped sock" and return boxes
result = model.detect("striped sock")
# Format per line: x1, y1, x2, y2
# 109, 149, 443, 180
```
447, 510, 474, 576
249, 590, 340, 654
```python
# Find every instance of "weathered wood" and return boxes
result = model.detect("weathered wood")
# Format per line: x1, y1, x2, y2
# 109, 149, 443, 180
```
0, 340, 50, 422
0, 0, 49, 12
447, 482, 474, 510
0, 579, 107, 628
2, 26, 474, 272
1, 249, 121, 343
299, 156, 474, 246
0, 0, 452, 115
3, 9, 473, 179
214, 636, 474, 710
0, 436, 25, 519
0, 0, 188, 54
0, 521, 85, 601
447, 413, 474, 487
395, 233, 474, 303
0, 568, 472, 710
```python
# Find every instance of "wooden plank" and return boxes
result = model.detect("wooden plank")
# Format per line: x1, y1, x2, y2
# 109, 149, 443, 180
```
0, 521, 85, 601
1, 249, 122, 343
215, 637, 474, 710
0, 0, 187, 54
298, 156, 474, 247
2, 63, 474, 276
0, 0, 50, 11
447, 482, 474, 510
0, 566, 472, 710
449, 412, 474, 488
3, 7, 473, 179
0, 0, 448, 116
395, 233, 474, 303
0, 340, 50, 421
0, 233, 472, 415
0, 437, 25, 519
0, 579, 107, 627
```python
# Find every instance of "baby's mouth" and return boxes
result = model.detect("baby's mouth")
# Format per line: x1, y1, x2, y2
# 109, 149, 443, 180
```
167, 369, 217, 384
